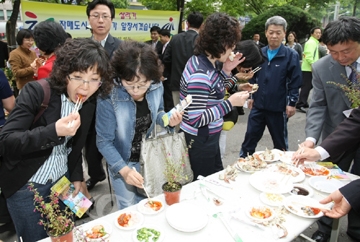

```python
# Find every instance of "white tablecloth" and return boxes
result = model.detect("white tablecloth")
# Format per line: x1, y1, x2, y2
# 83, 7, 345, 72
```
39, 165, 356, 242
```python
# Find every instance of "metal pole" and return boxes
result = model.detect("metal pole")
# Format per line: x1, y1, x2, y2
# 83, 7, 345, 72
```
334, 1, 340, 20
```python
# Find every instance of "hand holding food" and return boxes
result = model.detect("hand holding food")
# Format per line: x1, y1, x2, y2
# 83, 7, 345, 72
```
120, 166, 144, 188
228, 91, 249, 107
55, 112, 81, 137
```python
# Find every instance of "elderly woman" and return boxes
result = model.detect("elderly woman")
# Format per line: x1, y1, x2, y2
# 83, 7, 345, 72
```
33, 21, 68, 79
179, 12, 249, 180
8, 29, 38, 91
96, 41, 182, 209
0, 38, 113, 242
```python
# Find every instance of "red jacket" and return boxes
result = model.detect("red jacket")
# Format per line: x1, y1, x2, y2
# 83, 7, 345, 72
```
35, 55, 56, 80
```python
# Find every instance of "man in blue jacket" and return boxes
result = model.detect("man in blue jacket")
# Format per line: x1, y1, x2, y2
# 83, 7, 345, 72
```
239, 16, 302, 157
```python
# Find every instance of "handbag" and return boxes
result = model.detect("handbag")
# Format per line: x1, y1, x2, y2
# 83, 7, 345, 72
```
138, 128, 193, 197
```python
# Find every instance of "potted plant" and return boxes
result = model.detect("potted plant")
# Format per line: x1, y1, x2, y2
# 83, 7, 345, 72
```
162, 141, 192, 205
28, 183, 75, 242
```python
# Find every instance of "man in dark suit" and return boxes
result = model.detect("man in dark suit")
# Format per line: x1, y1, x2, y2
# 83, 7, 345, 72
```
145, 26, 163, 56
298, 16, 360, 242
158, 28, 173, 112
253, 33, 265, 48
163, 11, 203, 106
85, 0, 121, 190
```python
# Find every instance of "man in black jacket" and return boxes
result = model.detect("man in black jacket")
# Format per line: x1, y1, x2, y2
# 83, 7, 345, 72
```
85, 0, 121, 190
163, 11, 203, 106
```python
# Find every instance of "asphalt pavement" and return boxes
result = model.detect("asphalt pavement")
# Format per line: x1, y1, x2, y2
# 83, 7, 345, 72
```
0, 109, 354, 242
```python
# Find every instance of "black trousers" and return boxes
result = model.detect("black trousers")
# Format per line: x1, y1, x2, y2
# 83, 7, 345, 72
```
85, 115, 105, 181
184, 131, 223, 181
297, 71, 313, 108
162, 79, 174, 112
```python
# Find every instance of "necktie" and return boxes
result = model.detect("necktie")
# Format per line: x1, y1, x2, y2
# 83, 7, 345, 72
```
348, 62, 358, 85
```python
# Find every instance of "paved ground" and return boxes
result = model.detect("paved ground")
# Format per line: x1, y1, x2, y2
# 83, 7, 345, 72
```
0, 109, 354, 242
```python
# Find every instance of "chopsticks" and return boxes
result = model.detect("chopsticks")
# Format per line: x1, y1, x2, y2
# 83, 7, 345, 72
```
293, 144, 305, 167
252, 66, 262, 74
216, 212, 243, 242
67, 96, 82, 127
132, 167, 153, 205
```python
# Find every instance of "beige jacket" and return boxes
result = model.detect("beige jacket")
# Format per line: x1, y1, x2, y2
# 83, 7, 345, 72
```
8, 46, 37, 89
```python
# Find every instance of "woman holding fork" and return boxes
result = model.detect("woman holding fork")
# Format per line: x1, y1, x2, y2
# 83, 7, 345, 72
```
0, 38, 113, 242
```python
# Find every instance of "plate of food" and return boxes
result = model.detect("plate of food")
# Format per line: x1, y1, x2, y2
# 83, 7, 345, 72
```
132, 225, 164, 242
308, 176, 346, 194
114, 211, 144, 231
265, 163, 305, 183
83, 221, 112, 241
254, 148, 280, 163
283, 196, 326, 218
278, 151, 295, 164
289, 184, 314, 197
259, 192, 285, 207
236, 156, 267, 173
245, 204, 275, 222
137, 199, 164, 215
166, 202, 208, 232
249, 171, 293, 194
299, 164, 330, 176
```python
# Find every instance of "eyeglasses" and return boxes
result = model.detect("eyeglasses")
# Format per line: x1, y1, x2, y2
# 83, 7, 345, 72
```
89, 14, 111, 20
122, 84, 149, 91
68, 76, 102, 87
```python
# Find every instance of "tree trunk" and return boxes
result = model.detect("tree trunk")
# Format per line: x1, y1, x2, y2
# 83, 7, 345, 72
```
353, 0, 358, 16
6, 0, 21, 53
177, 0, 184, 33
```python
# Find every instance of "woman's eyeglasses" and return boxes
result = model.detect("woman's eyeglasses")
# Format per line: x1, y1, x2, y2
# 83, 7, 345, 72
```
68, 76, 102, 87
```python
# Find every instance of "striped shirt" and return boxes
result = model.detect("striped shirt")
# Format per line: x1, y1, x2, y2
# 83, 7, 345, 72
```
180, 54, 232, 136
29, 94, 81, 184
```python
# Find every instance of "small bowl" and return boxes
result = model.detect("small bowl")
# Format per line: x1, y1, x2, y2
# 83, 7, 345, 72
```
289, 184, 313, 197
245, 205, 275, 222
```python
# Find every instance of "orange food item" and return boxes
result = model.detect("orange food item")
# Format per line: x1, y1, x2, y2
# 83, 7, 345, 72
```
78, 94, 83, 101
250, 207, 272, 219
117, 213, 131, 227
145, 201, 162, 211
301, 167, 330, 176
310, 207, 321, 215
85, 225, 106, 239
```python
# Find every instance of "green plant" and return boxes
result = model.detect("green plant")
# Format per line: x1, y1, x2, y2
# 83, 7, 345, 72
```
328, 72, 360, 109
28, 183, 74, 237
162, 139, 193, 192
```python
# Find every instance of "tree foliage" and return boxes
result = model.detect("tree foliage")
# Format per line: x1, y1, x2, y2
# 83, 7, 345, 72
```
242, 5, 321, 44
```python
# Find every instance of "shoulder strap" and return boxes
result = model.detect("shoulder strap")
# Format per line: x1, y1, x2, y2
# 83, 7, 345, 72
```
33, 79, 51, 124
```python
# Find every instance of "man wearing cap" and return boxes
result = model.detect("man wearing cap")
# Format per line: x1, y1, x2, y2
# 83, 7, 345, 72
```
84, 0, 121, 190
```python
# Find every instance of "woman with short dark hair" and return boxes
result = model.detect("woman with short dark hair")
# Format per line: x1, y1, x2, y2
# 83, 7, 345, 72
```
8, 29, 37, 90
0, 38, 113, 242
33, 21, 68, 79
286, 31, 303, 62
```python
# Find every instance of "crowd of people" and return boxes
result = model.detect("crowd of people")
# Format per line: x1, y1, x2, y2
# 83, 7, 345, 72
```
1, 1, 360, 241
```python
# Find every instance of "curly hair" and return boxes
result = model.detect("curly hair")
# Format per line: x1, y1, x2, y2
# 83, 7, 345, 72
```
34, 21, 68, 55
49, 38, 113, 97
194, 13, 241, 59
111, 40, 162, 84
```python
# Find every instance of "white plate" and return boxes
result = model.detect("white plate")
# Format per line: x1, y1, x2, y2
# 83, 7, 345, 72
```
254, 149, 280, 163
235, 163, 256, 173
82, 221, 112, 242
114, 211, 144, 231
245, 204, 276, 222
289, 183, 314, 197
265, 163, 305, 183
259, 192, 285, 207
308, 176, 346, 194
284, 196, 325, 218
132, 225, 165, 242
166, 202, 208, 232
278, 151, 295, 164
299, 164, 331, 177
137, 199, 164, 215
249, 171, 293, 194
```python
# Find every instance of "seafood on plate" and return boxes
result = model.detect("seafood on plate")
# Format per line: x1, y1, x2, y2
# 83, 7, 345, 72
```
219, 165, 240, 183
85, 225, 108, 239
257, 148, 275, 161
236, 155, 267, 172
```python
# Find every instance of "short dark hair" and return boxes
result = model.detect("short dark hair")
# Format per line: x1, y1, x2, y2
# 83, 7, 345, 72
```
86, 0, 115, 19
34, 21, 68, 55
187, 11, 203, 29
234, 40, 265, 68
150, 26, 161, 33
50, 38, 113, 97
16, 29, 33, 46
310, 27, 321, 35
194, 13, 241, 59
159, 29, 170, 38
322, 17, 360, 46
111, 41, 162, 84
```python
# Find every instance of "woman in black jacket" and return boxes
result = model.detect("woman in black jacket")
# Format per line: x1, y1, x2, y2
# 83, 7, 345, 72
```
0, 38, 113, 242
